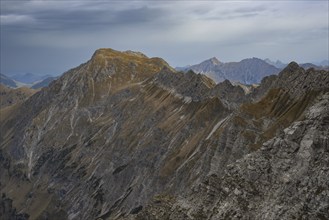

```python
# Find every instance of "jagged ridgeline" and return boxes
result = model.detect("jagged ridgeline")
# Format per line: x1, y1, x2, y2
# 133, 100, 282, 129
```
0, 48, 328, 220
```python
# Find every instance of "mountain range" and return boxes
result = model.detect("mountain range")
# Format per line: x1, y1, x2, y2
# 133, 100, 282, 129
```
177, 57, 329, 84
2, 58, 327, 89
0, 73, 58, 89
265, 58, 329, 69
0, 73, 18, 88
9, 73, 53, 84
0, 48, 328, 220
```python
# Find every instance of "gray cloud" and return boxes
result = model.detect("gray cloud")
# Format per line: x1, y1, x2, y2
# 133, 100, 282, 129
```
1, 2, 166, 31
0, 0, 328, 75
234, 5, 268, 13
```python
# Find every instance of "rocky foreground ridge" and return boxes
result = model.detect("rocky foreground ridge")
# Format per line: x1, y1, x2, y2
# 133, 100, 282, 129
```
0, 48, 328, 220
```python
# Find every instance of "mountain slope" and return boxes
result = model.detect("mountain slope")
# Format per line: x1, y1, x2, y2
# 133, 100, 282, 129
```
0, 84, 36, 108
0, 49, 328, 220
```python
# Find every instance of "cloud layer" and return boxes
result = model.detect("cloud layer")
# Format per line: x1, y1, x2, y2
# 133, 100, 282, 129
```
1, 0, 328, 75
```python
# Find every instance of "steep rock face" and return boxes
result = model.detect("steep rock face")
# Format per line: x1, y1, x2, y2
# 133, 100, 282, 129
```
137, 92, 329, 219
0, 49, 328, 220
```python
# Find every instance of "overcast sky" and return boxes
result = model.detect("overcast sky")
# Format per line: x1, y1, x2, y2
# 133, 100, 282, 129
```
1, 0, 328, 76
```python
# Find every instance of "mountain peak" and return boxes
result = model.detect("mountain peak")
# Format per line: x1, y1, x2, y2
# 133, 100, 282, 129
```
57, 48, 173, 103
209, 57, 221, 65
91, 48, 148, 61
284, 61, 300, 72
88, 48, 170, 74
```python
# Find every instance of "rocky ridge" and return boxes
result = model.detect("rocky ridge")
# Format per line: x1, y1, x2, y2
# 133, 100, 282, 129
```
0, 48, 328, 220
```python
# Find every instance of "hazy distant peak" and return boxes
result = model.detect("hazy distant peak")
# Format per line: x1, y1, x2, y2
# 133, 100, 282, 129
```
182, 57, 281, 84
197, 57, 221, 66
241, 57, 264, 63
209, 57, 221, 65
264, 58, 287, 69
319, 60, 329, 67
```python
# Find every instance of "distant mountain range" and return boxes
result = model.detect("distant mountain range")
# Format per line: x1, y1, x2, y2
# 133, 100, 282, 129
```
177, 57, 280, 84
318, 59, 329, 66
0, 73, 58, 89
177, 58, 329, 84
9, 72, 52, 84
264, 58, 329, 70
263, 58, 287, 69
0, 73, 18, 88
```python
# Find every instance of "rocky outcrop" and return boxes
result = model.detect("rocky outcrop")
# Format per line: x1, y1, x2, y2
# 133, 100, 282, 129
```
0, 48, 328, 220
